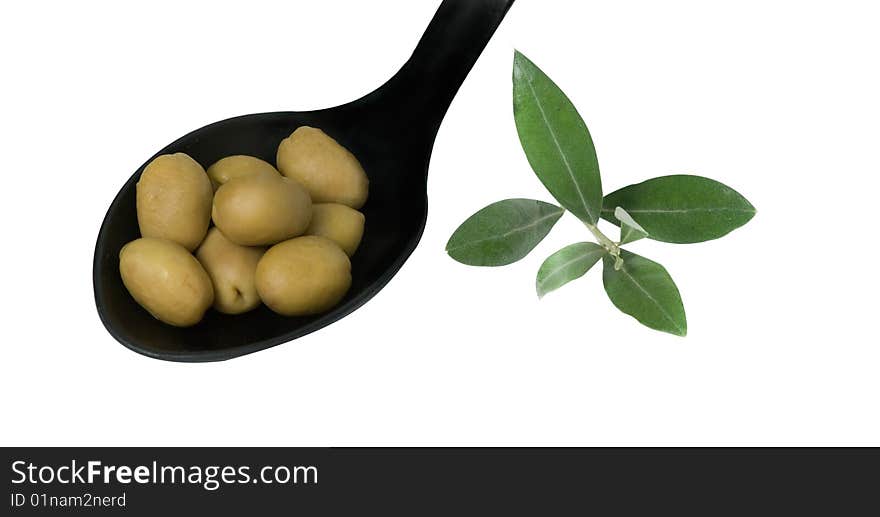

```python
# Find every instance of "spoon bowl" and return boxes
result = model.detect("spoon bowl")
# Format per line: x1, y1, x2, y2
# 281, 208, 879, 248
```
93, 0, 514, 361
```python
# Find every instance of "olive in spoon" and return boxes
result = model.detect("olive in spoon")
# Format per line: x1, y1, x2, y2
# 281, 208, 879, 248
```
93, 0, 515, 361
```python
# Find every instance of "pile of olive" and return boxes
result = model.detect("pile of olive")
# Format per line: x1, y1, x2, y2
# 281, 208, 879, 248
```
119, 127, 368, 327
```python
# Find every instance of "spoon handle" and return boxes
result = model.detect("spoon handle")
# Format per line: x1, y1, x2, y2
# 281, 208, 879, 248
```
365, 0, 515, 141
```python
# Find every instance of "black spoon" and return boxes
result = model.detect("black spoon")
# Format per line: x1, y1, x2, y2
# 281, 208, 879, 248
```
93, 0, 515, 362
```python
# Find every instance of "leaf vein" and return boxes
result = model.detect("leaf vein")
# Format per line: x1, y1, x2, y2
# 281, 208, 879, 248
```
602, 207, 754, 215
522, 68, 593, 221
617, 265, 683, 334
447, 211, 561, 251
538, 251, 601, 287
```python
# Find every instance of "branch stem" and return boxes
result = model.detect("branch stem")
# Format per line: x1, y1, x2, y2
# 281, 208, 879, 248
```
585, 223, 617, 252
586, 223, 623, 269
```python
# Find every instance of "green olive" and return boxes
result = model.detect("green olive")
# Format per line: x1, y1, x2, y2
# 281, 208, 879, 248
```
276, 126, 369, 209
206, 155, 279, 190
306, 203, 365, 256
119, 238, 214, 327
255, 236, 351, 316
195, 228, 264, 314
212, 175, 312, 246
136, 153, 213, 251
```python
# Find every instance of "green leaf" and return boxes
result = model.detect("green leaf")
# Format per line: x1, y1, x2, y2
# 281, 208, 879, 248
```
536, 242, 606, 298
614, 207, 648, 245
513, 50, 603, 224
602, 175, 756, 244
446, 199, 564, 267
602, 250, 687, 336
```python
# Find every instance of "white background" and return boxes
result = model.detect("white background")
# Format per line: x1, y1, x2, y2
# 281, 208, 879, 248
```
1, 0, 878, 446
